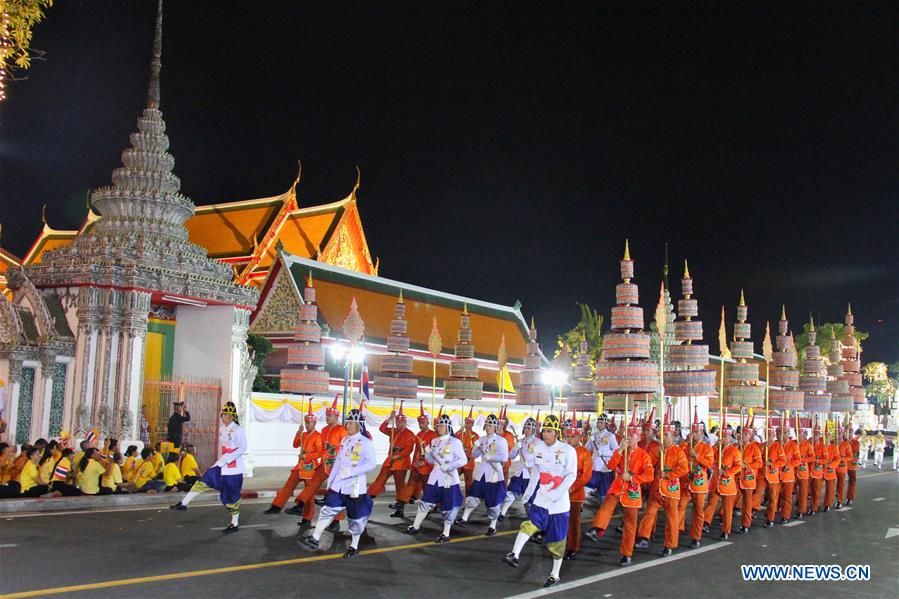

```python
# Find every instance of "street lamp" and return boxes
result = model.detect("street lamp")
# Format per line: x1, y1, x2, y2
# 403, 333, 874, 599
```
543, 369, 568, 412
329, 341, 366, 421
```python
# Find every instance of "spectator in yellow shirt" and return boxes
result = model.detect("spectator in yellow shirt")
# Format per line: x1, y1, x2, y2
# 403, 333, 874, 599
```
18, 447, 49, 497
163, 453, 185, 491
122, 445, 139, 481
100, 452, 125, 494
132, 447, 165, 493
76, 448, 110, 496
49, 448, 82, 496
180, 444, 200, 486
38, 441, 61, 485
149, 443, 164, 474
0, 442, 17, 483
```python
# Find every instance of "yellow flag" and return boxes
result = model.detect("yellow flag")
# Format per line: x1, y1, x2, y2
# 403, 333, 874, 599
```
497, 367, 515, 393
718, 305, 731, 359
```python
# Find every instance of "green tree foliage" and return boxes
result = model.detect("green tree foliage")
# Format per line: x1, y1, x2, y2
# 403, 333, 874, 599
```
1, 0, 54, 101
246, 333, 279, 393
862, 362, 897, 415
794, 321, 868, 365
555, 303, 603, 370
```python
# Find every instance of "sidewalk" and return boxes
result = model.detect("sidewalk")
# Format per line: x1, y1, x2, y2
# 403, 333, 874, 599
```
0, 467, 393, 514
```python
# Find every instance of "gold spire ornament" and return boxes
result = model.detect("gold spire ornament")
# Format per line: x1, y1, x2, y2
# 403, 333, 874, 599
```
762, 322, 774, 364
623, 238, 631, 261
683, 259, 690, 279
718, 305, 731, 359
428, 316, 442, 359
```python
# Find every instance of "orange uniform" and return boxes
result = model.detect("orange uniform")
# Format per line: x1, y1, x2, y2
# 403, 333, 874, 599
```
637, 444, 688, 549
821, 442, 840, 509
678, 440, 714, 542
501, 429, 516, 480
835, 439, 853, 504
797, 438, 814, 514
272, 429, 322, 516
456, 428, 479, 494
703, 444, 742, 535
367, 422, 416, 498
592, 446, 655, 557
396, 428, 438, 503
566, 445, 594, 553
296, 423, 347, 513
780, 439, 800, 520
738, 441, 762, 528
847, 437, 860, 502
763, 441, 786, 523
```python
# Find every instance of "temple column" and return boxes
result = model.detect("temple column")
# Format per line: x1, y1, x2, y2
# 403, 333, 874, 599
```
5, 357, 23, 445
98, 289, 123, 435
229, 307, 253, 475
35, 350, 57, 439
116, 290, 150, 440
72, 287, 101, 433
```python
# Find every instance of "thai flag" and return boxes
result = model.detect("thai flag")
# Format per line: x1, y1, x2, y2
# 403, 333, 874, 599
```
53, 465, 69, 480
360, 365, 370, 401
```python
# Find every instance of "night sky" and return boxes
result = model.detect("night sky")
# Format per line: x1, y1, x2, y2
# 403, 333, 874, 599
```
1, 1, 896, 364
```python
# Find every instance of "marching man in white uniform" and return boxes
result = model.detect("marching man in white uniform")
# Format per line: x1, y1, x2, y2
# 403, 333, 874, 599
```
403, 412, 467, 543
457, 413, 509, 536
300, 407, 376, 558
170, 401, 248, 533
499, 416, 539, 521
585, 413, 619, 502
502, 414, 578, 588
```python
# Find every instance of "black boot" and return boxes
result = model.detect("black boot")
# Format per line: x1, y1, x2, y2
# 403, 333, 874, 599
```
326, 520, 340, 533
284, 503, 303, 516
389, 504, 405, 518
634, 538, 650, 550
660, 547, 673, 557
585, 528, 604, 543
263, 506, 281, 515
690, 539, 701, 548
619, 556, 632, 566
563, 550, 576, 560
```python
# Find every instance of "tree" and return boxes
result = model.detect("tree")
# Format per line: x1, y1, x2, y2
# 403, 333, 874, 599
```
794, 321, 869, 365
1, 0, 54, 102
246, 333, 279, 393
862, 362, 897, 415
555, 303, 603, 371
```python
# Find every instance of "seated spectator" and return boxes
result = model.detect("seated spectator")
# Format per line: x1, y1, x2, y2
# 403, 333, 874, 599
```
122, 445, 139, 481
163, 452, 186, 492
0, 442, 15, 483
11, 443, 31, 481
49, 448, 82, 496
38, 441, 61, 485
131, 448, 165, 493
180, 444, 200, 486
72, 440, 90, 474
100, 452, 125, 494
149, 443, 164, 474
76, 448, 110, 496
18, 446, 49, 497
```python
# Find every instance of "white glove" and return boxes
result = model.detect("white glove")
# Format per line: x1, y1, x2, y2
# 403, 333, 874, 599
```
441, 463, 454, 473
424, 445, 432, 454
339, 467, 351, 480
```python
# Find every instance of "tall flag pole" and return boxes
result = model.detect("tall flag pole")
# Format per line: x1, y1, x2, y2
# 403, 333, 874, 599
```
718, 305, 727, 469
763, 322, 773, 462
497, 333, 509, 406
655, 281, 668, 466
428, 316, 443, 423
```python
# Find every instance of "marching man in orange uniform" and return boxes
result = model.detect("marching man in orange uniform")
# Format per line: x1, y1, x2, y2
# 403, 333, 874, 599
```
295, 395, 347, 529
846, 426, 860, 505
736, 414, 762, 534
368, 402, 416, 503
702, 423, 742, 540
795, 425, 813, 517
563, 414, 593, 561
456, 407, 479, 495
498, 406, 517, 483
809, 421, 825, 515
265, 402, 323, 522
835, 423, 854, 508
821, 421, 841, 511
390, 402, 438, 518
585, 408, 655, 567
635, 405, 688, 557
678, 407, 714, 548
762, 424, 786, 528
779, 423, 800, 523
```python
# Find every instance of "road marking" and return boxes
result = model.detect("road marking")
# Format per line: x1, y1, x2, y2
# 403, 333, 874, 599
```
1, 499, 271, 519
781, 520, 805, 527
885, 527, 899, 539
0, 528, 521, 598
208, 523, 269, 530
873, 497, 886, 501
504, 542, 732, 599
857, 471, 896, 479
835, 507, 852, 512
0, 544, 18, 548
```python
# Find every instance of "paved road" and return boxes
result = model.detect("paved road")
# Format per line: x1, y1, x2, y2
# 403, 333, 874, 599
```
0, 470, 896, 598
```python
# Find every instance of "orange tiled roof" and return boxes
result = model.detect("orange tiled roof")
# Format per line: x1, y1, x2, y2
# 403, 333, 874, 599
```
186, 192, 289, 259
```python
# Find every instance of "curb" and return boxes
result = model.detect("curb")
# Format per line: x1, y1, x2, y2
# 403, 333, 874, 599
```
0, 489, 279, 514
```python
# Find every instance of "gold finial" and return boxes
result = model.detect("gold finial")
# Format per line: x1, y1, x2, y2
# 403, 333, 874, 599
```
847, 302, 852, 316
373, 257, 380, 276
830, 328, 836, 339
352, 165, 361, 196
623, 238, 631, 261
781, 304, 787, 320
292, 160, 303, 190
683, 259, 690, 279
809, 315, 815, 332
530, 316, 536, 330
739, 289, 746, 307
41, 204, 47, 226
462, 303, 469, 315
306, 270, 313, 288
398, 289, 404, 304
